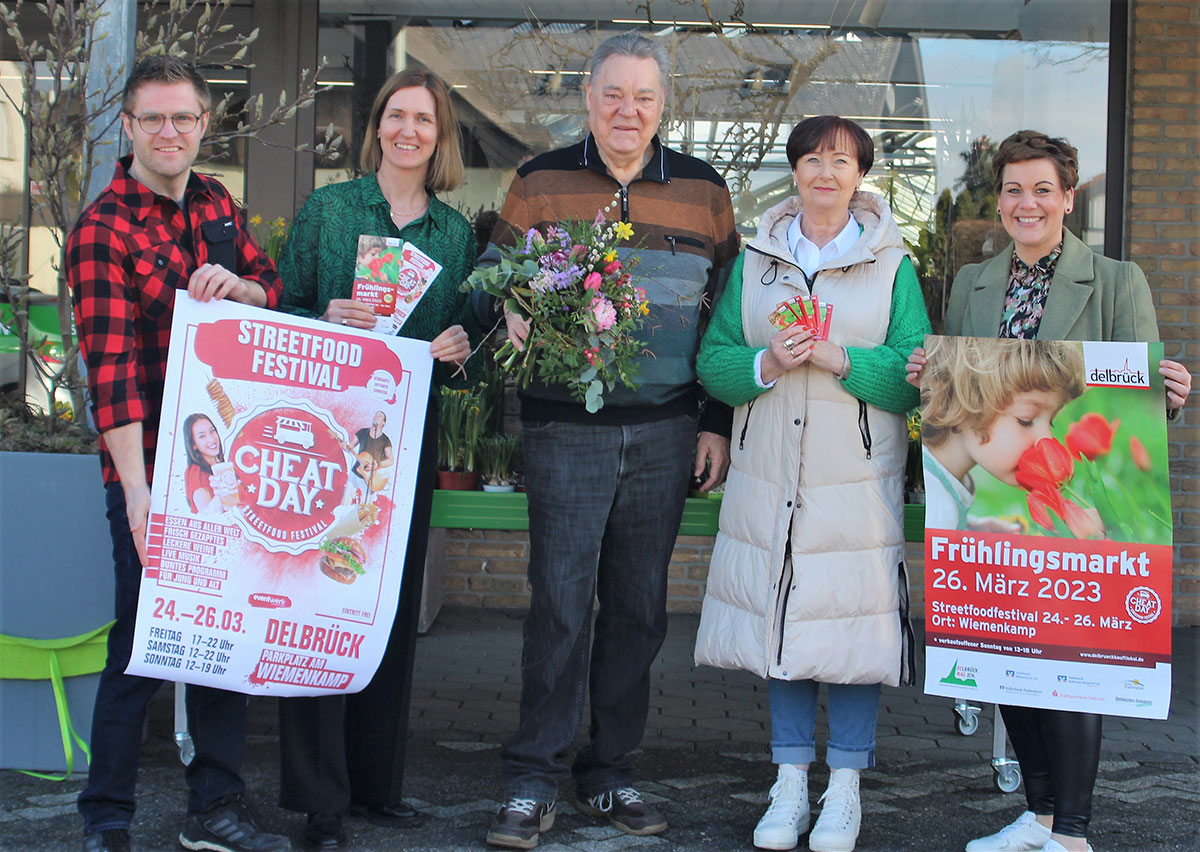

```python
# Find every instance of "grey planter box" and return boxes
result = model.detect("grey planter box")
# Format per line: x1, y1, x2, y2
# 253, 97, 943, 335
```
0, 452, 113, 772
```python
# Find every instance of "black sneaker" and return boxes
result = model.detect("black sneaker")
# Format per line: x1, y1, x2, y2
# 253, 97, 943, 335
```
179, 799, 291, 851
485, 798, 556, 849
83, 829, 133, 852
576, 787, 667, 835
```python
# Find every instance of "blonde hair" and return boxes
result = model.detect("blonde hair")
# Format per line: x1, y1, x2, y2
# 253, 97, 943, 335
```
921, 337, 1084, 448
359, 68, 464, 192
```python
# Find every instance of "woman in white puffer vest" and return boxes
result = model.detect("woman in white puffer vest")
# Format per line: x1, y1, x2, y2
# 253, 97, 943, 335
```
695, 116, 930, 852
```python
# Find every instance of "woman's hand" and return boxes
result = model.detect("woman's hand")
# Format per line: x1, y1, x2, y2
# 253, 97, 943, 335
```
321, 298, 376, 328
1160, 359, 1192, 412
760, 327, 815, 385
905, 346, 926, 388
430, 324, 471, 365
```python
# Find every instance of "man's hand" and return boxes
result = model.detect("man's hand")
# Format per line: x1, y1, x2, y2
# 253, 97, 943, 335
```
505, 308, 531, 351
694, 431, 730, 492
124, 482, 152, 567
188, 263, 265, 306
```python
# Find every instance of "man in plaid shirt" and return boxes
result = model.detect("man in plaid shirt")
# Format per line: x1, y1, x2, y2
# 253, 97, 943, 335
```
69, 57, 288, 852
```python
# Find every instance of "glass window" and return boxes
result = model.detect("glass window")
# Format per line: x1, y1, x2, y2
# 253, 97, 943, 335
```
316, 0, 1112, 328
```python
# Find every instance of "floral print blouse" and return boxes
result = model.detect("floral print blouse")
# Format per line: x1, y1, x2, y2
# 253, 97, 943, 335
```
997, 242, 1063, 339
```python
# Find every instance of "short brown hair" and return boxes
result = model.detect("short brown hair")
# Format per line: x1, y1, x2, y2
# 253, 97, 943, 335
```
122, 56, 211, 114
993, 130, 1079, 195
921, 337, 1084, 448
359, 69, 464, 192
785, 115, 874, 174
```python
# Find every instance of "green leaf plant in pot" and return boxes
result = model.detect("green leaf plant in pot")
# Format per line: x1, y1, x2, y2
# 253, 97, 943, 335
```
480, 434, 522, 492
436, 385, 490, 490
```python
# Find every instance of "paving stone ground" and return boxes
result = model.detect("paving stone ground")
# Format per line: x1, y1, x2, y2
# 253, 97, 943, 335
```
2, 609, 1196, 851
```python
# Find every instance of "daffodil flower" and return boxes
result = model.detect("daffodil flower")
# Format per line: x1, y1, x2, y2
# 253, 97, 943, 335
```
614, 221, 634, 241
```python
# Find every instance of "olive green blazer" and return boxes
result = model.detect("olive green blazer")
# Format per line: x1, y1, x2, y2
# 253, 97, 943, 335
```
945, 227, 1159, 343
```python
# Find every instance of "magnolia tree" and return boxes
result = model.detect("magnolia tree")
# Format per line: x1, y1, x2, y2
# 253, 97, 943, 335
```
0, 0, 340, 436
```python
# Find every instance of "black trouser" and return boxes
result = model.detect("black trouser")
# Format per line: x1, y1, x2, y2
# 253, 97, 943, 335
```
277, 406, 434, 814
79, 483, 247, 833
999, 704, 1103, 839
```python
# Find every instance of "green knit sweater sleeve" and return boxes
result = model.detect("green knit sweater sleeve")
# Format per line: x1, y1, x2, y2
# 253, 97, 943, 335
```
696, 252, 764, 407
842, 256, 930, 413
698, 253, 930, 411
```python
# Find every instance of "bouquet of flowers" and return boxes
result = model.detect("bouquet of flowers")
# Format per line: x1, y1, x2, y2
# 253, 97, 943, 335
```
465, 206, 649, 413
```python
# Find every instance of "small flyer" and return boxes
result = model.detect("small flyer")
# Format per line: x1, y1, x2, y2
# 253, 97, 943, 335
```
920, 336, 1172, 719
351, 234, 443, 335
125, 295, 432, 696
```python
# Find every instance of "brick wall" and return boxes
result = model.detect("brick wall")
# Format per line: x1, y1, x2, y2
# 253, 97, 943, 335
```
1127, 0, 1199, 626
441, 529, 714, 613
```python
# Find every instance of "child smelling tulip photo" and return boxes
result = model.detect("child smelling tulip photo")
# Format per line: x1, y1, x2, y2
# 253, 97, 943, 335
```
919, 337, 1085, 532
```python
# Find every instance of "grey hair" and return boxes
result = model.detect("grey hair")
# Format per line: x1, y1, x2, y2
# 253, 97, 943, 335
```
588, 32, 671, 94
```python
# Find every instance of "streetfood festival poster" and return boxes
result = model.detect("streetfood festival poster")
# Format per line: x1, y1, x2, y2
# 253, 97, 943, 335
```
125, 295, 432, 696
921, 336, 1172, 720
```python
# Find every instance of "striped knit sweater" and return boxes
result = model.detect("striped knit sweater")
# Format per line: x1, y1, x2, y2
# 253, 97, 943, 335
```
487, 134, 739, 427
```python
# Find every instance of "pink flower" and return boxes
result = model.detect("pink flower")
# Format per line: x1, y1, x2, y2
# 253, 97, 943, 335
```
584, 272, 603, 290
591, 296, 617, 331
604, 260, 623, 275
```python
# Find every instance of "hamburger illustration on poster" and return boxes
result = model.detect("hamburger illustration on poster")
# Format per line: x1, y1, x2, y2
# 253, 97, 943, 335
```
125, 295, 432, 697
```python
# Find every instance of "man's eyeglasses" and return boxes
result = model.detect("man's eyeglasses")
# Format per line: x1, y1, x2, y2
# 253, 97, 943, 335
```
127, 112, 205, 134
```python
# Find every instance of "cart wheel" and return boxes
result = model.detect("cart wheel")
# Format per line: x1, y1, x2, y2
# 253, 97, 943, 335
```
994, 763, 1021, 793
955, 708, 980, 736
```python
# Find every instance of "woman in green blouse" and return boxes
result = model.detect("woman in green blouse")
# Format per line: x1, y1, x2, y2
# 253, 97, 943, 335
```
275, 68, 478, 850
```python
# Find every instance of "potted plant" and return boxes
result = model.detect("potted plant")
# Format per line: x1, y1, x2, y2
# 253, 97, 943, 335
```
480, 434, 521, 492
436, 385, 490, 490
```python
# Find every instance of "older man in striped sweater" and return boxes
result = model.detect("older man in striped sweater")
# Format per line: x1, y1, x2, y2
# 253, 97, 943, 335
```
482, 32, 740, 851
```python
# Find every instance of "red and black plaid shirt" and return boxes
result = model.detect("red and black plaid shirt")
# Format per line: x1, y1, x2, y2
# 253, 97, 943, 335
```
69, 155, 282, 486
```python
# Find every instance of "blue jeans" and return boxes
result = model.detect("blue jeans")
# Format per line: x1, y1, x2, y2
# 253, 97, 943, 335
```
77, 483, 247, 832
769, 678, 880, 769
501, 415, 697, 800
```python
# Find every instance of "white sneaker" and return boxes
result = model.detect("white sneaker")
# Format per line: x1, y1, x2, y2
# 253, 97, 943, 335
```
753, 764, 809, 851
965, 812, 1053, 851
808, 768, 860, 852
1039, 838, 1094, 852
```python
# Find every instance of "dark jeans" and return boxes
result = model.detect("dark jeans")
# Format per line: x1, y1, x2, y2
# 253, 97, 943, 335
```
277, 404, 435, 813
1000, 703, 1103, 839
501, 415, 697, 800
77, 483, 247, 833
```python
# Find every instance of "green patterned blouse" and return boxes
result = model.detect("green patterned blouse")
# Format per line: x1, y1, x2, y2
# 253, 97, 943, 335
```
277, 172, 481, 388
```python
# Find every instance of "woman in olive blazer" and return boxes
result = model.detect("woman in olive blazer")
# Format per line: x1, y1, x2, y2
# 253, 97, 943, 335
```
945, 226, 1160, 343
909, 130, 1190, 852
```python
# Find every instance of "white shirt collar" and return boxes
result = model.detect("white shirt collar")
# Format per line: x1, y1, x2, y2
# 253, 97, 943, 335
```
787, 211, 860, 279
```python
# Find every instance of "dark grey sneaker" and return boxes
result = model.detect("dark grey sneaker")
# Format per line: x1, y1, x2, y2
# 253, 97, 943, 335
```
576, 787, 667, 836
179, 799, 291, 852
83, 829, 132, 852
485, 798, 556, 849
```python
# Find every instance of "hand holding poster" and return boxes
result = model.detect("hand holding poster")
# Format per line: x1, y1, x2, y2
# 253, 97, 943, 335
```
920, 336, 1172, 719
125, 295, 432, 696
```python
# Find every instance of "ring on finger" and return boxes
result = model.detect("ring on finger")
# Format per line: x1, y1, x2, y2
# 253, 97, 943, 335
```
783, 338, 795, 350
341, 317, 347, 325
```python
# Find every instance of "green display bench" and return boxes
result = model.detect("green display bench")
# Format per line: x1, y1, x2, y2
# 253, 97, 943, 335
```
430, 491, 927, 542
